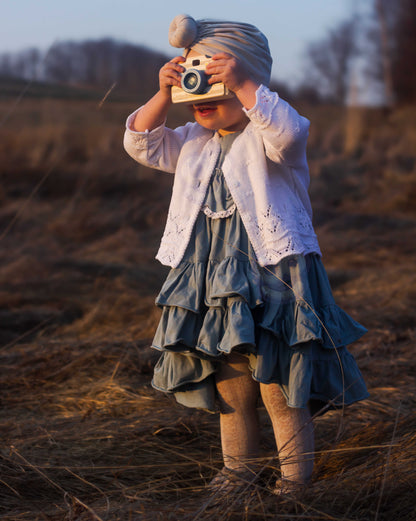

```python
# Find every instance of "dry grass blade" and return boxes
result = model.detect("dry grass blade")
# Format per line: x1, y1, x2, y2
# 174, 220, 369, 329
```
374, 402, 402, 521
64, 467, 110, 514
10, 447, 66, 495
0, 160, 59, 242
7, 448, 106, 520
98, 82, 117, 109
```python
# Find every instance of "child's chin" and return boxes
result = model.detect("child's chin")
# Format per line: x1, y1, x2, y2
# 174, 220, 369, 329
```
197, 121, 219, 131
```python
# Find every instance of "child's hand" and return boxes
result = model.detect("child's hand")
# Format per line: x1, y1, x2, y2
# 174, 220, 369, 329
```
159, 56, 185, 97
131, 56, 185, 132
205, 53, 252, 93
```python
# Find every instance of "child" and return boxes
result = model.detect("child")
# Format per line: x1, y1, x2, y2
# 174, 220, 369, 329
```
124, 14, 369, 496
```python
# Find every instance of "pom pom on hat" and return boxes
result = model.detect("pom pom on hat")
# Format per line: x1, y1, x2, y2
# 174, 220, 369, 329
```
169, 14, 198, 48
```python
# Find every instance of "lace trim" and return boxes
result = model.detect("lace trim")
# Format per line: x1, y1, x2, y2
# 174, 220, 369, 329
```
244, 85, 279, 129
158, 200, 320, 267
249, 203, 318, 264
202, 204, 236, 219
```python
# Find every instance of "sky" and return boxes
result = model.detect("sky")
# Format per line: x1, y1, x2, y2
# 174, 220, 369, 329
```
0, 0, 355, 85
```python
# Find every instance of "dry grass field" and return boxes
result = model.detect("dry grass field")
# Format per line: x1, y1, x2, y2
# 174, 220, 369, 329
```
0, 87, 415, 520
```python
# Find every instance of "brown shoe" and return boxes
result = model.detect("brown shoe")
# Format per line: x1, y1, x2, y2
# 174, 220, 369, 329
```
272, 478, 307, 498
208, 466, 258, 495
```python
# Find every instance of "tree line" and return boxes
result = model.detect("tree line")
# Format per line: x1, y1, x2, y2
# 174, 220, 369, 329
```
0, 39, 169, 101
0, 0, 415, 105
303, 0, 416, 105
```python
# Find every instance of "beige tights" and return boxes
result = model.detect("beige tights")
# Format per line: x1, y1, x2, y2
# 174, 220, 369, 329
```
215, 354, 314, 484
215, 353, 260, 472
260, 382, 314, 484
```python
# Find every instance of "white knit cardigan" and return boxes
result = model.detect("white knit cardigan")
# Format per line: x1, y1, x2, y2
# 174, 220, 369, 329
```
123, 85, 321, 268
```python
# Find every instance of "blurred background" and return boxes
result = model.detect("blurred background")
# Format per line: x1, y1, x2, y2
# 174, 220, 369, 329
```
1, 0, 416, 105
1, 1, 415, 520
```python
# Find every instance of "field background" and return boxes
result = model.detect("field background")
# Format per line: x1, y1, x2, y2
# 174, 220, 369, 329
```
0, 82, 415, 520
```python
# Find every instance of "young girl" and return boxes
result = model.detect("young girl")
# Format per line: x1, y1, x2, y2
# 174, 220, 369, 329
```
124, 14, 369, 496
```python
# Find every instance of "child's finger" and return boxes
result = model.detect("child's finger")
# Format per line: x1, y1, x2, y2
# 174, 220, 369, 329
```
210, 52, 233, 61
160, 56, 185, 79
160, 60, 185, 90
207, 74, 226, 86
205, 62, 226, 78
160, 62, 184, 81
162, 70, 180, 81
161, 70, 182, 87
165, 59, 185, 73
166, 64, 185, 75
170, 55, 186, 65
206, 57, 235, 76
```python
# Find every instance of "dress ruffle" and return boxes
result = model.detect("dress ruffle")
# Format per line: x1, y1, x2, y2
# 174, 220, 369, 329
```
154, 257, 262, 356
151, 245, 368, 413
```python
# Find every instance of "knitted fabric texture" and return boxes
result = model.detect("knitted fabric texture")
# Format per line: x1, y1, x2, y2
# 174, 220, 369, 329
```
168, 14, 273, 86
123, 85, 321, 268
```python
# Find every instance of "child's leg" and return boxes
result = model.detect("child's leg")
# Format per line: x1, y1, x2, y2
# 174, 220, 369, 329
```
215, 352, 260, 472
260, 383, 314, 485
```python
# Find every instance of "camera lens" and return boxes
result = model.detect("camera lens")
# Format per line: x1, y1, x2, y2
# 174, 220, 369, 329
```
183, 73, 198, 90
181, 68, 208, 94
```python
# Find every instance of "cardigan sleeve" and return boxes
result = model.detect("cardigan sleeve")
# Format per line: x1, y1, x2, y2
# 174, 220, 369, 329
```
243, 85, 310, 167
123, 108, 195, 174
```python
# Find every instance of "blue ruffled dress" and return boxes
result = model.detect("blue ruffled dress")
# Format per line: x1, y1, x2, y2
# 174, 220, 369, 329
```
151, 132, 369, 414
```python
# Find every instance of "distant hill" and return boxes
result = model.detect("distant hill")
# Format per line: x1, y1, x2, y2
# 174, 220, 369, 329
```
0, 39, 171, 101
0, 75, 110, 101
